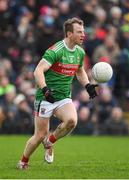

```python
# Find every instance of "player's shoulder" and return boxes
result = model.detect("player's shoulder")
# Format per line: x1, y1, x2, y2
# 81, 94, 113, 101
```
76, 45, 85, 55
48, 40, 64, 53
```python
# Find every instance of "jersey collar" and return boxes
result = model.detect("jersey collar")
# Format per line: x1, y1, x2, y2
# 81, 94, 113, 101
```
63, 40, 77, 52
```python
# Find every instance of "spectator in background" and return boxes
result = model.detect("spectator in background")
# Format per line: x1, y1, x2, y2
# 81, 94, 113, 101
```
25, 0, 38, 23
17, 15, 31, 39
92, 35, 120, 66
90, 112, 100, 135
2, 58, 16, 83
104, 107, 129, 135
19, 80, 33, 96
96, 85, 118, 125
99, 0, 119, 12
0, 0, 13, 32
106, 25, 118, 40
17, 27, 36, 53
73, 89, 95, 113
70, 0, 84, 16
35, 5, 58, 55
26, 88, 36, 110
79, 0, 96, 27
0, 88, 17, 134
121, 0, 129, 15
108, 6, 122, 27
92, 34, 120, 90
119, 24, 129, 49
94, 6, 107, 28
56, 1, 72, 30
114, 24, 129, 98
13, 94, 33, 134
0, 62, 7, 78
0, 76, 15, 100
1, 87, 17, 122
75, 106, 97, 135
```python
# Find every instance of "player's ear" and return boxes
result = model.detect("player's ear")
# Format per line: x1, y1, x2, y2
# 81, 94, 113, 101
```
67, 31, 73, 37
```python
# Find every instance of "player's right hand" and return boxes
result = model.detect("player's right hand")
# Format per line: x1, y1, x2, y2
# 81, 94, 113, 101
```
85, 83, 98, 99
42, 86, 55, 103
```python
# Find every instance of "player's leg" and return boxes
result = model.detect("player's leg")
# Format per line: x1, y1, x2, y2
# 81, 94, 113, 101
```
17, 116, 50, 169
53, 102, 77, 138
23, 116, 50, 158
43, 102, 77, 153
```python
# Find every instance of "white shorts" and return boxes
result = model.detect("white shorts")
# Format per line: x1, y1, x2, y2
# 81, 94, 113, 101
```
34, 98, 72, 118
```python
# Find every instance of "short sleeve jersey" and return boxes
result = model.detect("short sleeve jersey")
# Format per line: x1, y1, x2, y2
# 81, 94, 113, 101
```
36, 40, 85, 101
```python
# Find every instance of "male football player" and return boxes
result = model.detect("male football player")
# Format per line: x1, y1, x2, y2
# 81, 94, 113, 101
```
17, 17, 98, 169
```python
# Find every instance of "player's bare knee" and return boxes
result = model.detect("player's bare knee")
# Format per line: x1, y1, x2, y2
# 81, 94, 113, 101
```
35, 131, 47, 142
67, 118, 77, 129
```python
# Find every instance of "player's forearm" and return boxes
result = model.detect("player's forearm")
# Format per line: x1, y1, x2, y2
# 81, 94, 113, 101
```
76, 67, 90, 86
34, 66, 47, 88
34, 59, 51, 89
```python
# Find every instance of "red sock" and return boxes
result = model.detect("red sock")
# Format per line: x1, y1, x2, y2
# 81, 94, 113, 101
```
49, 134, 57, 144
21, 155, 29, 163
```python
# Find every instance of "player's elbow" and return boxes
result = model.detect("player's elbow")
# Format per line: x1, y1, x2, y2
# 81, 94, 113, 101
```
34, 67, 42, 81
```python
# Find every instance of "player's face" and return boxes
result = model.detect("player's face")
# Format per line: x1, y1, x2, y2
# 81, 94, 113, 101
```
71, 23, 85, 45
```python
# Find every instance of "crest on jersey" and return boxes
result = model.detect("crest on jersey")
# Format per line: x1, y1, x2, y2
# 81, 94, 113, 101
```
69, 56, 74, 63
62, 56, 67, 61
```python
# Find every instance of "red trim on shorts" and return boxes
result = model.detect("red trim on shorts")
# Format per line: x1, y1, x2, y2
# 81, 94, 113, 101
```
34, 111, 39, 116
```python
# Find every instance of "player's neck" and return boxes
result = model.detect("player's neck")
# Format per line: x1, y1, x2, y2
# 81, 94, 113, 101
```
64, 38, 76, 50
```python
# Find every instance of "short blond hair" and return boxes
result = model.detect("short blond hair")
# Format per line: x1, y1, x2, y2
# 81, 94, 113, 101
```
63, 17, 84, 37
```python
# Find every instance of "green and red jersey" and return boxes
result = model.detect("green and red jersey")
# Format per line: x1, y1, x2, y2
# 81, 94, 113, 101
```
36, 40, 85, 101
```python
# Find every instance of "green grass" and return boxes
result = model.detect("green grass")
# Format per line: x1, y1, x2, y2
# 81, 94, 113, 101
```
0, 135, 129, 179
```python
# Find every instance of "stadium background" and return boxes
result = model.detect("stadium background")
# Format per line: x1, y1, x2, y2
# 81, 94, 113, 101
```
0, 0, 129, 136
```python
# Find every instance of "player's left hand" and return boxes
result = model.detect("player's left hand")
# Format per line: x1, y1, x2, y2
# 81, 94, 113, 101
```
85, 83, 98, 99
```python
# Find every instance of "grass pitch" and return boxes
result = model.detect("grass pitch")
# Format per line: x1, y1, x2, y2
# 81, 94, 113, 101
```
0, 135, 129, 179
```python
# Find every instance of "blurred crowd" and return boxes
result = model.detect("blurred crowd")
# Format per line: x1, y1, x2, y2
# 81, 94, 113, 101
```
0, 0, 129, 135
